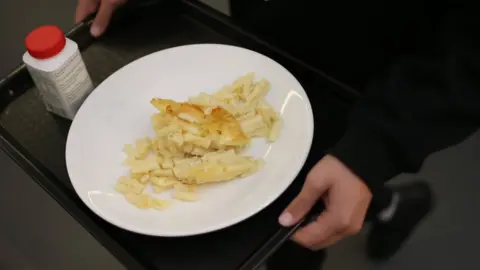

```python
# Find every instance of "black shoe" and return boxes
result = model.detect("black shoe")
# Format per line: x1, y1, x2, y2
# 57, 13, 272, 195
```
367, 181, 434, 261
266, 240, 326, 270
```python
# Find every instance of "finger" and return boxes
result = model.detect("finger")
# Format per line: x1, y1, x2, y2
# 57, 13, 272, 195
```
311, 233, 344, 250
291, 210, 340, 248
75, 0, 99, 24
90, 0, 123, 37
278, 179, 329, 227
312, 216, 365, 250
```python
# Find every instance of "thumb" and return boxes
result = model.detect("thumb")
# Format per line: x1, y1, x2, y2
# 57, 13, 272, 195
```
279, 179, 329, 227
75, 0, 98, 24
90, 0, 124, 37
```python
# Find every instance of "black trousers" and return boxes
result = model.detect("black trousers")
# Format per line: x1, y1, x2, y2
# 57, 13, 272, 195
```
266, 186, 393, 269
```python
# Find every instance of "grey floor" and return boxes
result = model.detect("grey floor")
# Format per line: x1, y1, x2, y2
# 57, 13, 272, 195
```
1, 0, 479, 269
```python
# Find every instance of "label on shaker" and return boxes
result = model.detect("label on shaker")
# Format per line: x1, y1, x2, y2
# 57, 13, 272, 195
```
27, 50, 93, 120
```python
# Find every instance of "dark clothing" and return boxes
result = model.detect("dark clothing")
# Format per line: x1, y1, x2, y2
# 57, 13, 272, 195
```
328, 8, 480, 190
229, 1, 464, 268
231, 0, 441, 90
231, 1, 480, 191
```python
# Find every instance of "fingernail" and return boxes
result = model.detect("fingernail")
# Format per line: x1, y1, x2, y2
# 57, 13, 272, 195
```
90, 25, 102, 37
279, 212, 293, 226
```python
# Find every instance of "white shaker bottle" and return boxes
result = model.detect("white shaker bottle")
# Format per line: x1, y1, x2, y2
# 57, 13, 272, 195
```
23, 25, 94, 120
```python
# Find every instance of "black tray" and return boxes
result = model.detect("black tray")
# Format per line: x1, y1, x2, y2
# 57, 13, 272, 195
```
0, 1, 357, 269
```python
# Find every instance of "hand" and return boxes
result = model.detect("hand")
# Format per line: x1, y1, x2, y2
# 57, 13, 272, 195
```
278, 154, 372, 250
75, 0, 127, 37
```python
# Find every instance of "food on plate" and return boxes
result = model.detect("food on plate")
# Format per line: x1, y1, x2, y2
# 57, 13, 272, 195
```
188, 73, 283, 141
151, 99, 250, 150
115, 73, 283, 209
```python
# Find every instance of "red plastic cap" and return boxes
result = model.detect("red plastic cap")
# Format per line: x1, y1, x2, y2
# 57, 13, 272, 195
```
25, 25, 66, 59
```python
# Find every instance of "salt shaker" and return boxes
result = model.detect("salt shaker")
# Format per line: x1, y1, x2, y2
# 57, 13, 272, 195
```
23, 25, 94, 120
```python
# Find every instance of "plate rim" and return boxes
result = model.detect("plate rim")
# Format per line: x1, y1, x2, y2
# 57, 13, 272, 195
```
65, 43, 315, 237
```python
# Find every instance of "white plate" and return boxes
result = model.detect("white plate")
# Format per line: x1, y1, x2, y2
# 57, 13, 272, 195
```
66, 44, 314, 237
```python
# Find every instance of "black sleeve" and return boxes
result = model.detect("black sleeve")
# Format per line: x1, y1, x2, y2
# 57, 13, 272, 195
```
329, 9, 480, 190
